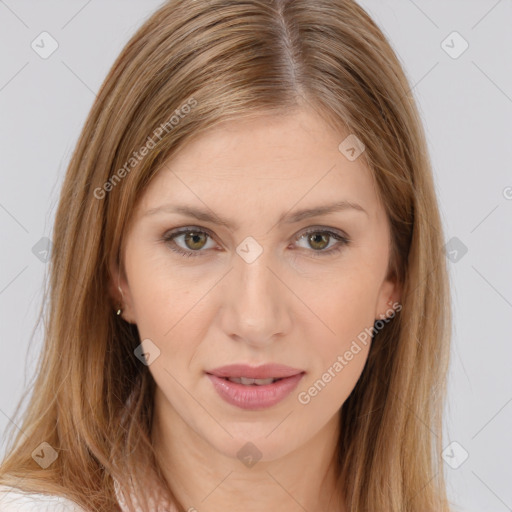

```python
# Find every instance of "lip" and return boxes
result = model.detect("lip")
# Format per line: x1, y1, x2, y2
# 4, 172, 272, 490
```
206, 364, 305, 410
207, 364, 304, 379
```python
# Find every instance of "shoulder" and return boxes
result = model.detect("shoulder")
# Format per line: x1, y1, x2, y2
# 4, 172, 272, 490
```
0, 485, 88, 512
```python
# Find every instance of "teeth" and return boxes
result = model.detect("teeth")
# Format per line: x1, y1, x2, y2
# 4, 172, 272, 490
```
227, 377, 276, 385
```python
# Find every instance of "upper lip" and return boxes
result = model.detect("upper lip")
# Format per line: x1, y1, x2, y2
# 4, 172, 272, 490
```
206, 364, 305, 379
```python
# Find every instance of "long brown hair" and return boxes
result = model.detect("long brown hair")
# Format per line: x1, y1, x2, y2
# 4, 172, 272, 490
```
0, 0, 452, 510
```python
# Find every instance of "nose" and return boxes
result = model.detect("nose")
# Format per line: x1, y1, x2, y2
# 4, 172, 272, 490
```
219, 247, 293, 348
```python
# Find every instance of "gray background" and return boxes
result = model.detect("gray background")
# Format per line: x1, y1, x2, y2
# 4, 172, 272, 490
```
1, 1, 511, 511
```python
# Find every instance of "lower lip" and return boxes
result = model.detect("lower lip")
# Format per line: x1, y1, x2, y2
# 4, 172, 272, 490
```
206, 373, 304, 410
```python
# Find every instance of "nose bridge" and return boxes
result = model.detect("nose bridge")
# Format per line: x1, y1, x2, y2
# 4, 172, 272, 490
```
221, 242, 291, 345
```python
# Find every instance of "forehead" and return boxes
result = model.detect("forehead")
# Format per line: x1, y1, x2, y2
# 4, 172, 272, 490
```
134, 109, 381, 222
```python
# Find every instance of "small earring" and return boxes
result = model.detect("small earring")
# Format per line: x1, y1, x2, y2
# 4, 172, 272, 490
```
116, 284, 125, 316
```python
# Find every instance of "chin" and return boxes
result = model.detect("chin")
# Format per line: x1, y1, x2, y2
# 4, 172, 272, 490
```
203, 425, 306, 465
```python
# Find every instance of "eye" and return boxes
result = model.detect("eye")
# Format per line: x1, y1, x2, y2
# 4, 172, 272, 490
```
293, 227, 350, 258
161, 226, 351, 258
161, 227, 217, 257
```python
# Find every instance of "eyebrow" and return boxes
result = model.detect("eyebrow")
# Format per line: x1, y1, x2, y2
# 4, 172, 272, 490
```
143, 200, 368, 230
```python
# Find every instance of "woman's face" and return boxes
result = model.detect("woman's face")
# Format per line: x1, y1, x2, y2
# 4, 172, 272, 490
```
114, 108, 400, 462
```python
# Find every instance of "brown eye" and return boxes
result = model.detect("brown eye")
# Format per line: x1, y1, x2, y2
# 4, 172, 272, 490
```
294, 228, 350, 258
183, 231, 208, 250
307, 232, 330, 251
162, 226, 350, 259
162, 228, 215, 258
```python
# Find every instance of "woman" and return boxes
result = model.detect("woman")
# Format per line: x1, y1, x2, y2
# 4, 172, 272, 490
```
0, 0, 453, 510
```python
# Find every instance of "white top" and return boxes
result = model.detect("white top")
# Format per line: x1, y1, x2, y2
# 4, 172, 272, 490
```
0, 485, 87, 511
0, 479, 176, 511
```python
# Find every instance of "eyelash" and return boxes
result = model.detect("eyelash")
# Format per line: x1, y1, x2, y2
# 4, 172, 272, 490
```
160, 226, 351, 259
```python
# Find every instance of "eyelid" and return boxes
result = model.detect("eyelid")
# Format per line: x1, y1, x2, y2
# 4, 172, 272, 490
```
293, 225, 350, 242
161, 226, 217, 256
161, 225, 351, 258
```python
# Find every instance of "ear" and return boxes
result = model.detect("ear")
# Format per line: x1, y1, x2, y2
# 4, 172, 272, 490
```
375, 272, 402, 321
108, 255, 136, 324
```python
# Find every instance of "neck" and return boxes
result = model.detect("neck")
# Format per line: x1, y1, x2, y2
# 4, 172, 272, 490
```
151, 387, 347, 512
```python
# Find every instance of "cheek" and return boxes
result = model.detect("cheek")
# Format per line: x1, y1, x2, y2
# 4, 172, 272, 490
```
124, 249, 193, 341
125, 251, 223, 373
296, 280, 375, 412
292, 262, 381, 400
296, 264, 381, 342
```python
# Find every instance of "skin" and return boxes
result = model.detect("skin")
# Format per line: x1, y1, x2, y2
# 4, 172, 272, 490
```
111, 107, 401, 512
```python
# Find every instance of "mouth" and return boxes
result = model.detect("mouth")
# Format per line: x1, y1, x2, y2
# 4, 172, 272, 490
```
205, 364, 305, 410
222, 376, 283, 386
206, 363, 304, 380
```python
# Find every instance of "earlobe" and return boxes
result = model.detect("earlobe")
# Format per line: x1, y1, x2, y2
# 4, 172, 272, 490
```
107, 258, 121, 305
375, 277, 402, 321
115, 285, 125, 316
108, 258, 135, 324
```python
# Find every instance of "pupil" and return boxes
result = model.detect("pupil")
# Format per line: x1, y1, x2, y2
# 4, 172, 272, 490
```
186, 232, 205, 249
310, 233, 328, 250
